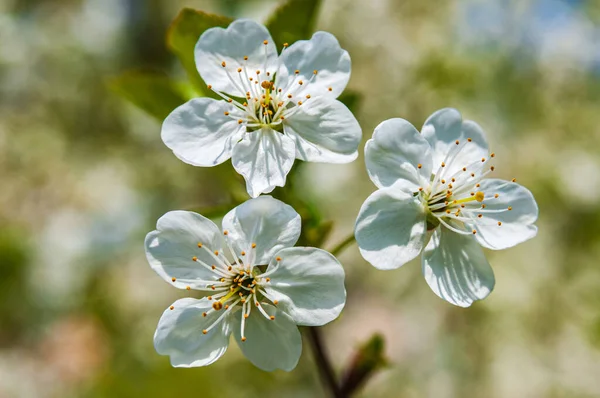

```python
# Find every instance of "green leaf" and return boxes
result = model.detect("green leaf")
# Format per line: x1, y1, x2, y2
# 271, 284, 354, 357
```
109, 71, 189, 120
266, 0, 321, 52
167, 8, 232, 95
338, 89, 362, 114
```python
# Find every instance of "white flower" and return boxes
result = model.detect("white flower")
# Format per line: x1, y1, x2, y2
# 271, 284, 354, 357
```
161, 19, 362, 198
355, 108, 539, 307
145, 196, 346, 371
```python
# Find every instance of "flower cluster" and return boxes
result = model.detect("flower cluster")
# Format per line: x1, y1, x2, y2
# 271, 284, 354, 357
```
146, 17, 539, 372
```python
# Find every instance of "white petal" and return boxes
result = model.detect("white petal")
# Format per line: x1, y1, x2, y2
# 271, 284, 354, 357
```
232, 303, 302, 371
355, 188, 427, 270
154, 298, 232, 367
161, 98, 244, 167
470, 179, 539, 250
422, 228, 495, 307
283, 98, 361, 163
231, 128, 296, 198
365, 118, 432, 191
195, 19, 278, 95
263, 247, 345, 326
222, 196, 301, 265
421, 108, 490, 177
278, 32, 350, 99
145, 211, 224, 289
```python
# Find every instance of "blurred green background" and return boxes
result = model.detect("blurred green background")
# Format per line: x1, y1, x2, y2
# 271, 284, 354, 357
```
1, 0, 600, 396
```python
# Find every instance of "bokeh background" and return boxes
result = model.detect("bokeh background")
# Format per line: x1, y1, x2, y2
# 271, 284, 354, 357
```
1, 0, 600, 396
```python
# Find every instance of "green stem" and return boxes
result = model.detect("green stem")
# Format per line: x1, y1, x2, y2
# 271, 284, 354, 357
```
329, 234, 356, 257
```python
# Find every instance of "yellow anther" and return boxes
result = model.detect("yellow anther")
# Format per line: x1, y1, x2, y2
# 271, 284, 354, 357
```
266, 277, 271, 282
475, 183, 480, 187
241, 251, 246, 256
237, 67, 242, 73
418, 187, 423, 191
451, 178, 456, 182
251, 243, 257, 248
270, 316, 275, 320
170, 305, 174, 310
313, 70, 318, 75
244, 314, 249, 319
214, 250, 219, 255
263, 40, 268, 45
202, 330, 207, 335
192, 256, 197, 261
211, 286, 216, 290
298, 100, 303, 105
328, 87, 333, 91
295, 69, 300, 74
511, 178, 517, 182
448, 184, 453, 189
471, 173, 475, 177
256, 70, 260, 75
221, 61, 226, 67
491, 153, 495, 158
186, 286, 191, 290
287, 94, 292, 99
481, 204, 486, 208
455, 140, 460, 145
298, 80, 303, 85
280, 116, 285, 120
224, 111, 229, 116
306, 94, 311, 99
494, 194, 499, 198
208, 296, 212, 300
244, 56, 248, 60
462, 167, 467, 172
238, 119, 243, 124
478, 214, 483, 218
446, 210, 451, 214
202, 312, 207, 317
471, 192, 475, 196
490, 166, 495, 171
467, 138, 472, 142
508, 206, 512, 211
481, 158, 486, 162
228, 266, 232, 271
276, 256, 282, 261
243, 102, 248, 106
207, 85, 212, 90
241, 337, 247, 342
472, 230, 477, 234
283, 43, 289, 47
475, 191, 485, 202
273, 300, 279, 305
441, 179, 446, 184
441, 162, 446, 167
417, 163, 422, 169
460, 204, 465, 208
228, 99, 233, 102
171, 277, 176, 282
498, 221, 502, 226
223, 230, 228, 235
211, 265, 216, 270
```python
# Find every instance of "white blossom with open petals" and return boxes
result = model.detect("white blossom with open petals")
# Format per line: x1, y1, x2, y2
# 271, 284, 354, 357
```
145, 196, 346, 371
355, 109, 539, 307
162, 19, 362, 197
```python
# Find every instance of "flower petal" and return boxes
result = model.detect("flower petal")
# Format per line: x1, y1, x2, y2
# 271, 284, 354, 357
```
222, 196, 301, 265
195, 19, 278, 95
232, 303, 302, 372
263, 247, 345, 326
278, 32, 350, 99
145, 211, 224, 289
365, 118, 432, 191
231, 128, 296, 198
421, 108, 489, 177
470, 179, 539, 250
283, 98, 361, 163
422, 228, 495, 307
161, 98, 244, 167
154, 298, 232, 367
355, 188, 427, 270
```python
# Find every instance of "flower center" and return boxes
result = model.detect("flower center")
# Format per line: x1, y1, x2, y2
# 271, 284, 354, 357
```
205, 40, 325, 131
414, 139, 516, 234
169, 231, 282, 342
